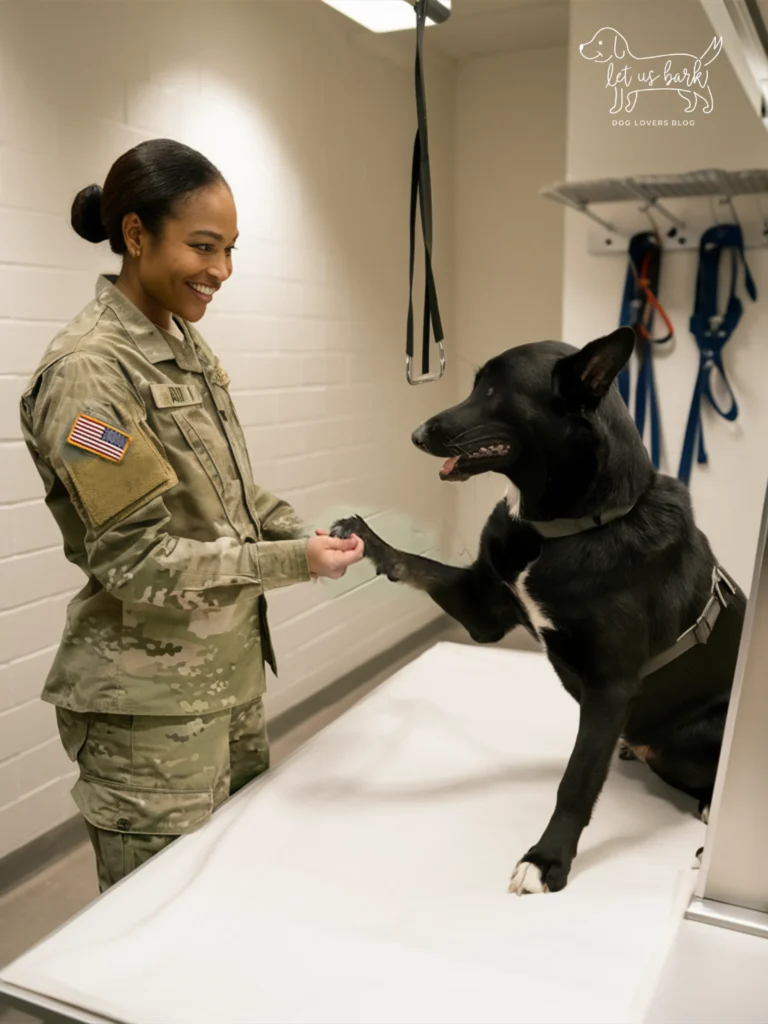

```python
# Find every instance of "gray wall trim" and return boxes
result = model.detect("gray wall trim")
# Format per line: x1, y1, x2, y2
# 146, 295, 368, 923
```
0, 816, 89, 899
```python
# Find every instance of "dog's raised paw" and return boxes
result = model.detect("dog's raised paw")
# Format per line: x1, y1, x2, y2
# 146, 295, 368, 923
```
508, 861, 549, 896
330, 516, 365, 540
329, 516, 404, 581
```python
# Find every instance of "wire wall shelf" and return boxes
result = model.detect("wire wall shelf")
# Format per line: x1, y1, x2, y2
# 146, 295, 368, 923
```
540, 168, 768, 254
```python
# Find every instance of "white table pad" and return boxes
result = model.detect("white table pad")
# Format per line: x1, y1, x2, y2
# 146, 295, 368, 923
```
1, 643, 705, 1023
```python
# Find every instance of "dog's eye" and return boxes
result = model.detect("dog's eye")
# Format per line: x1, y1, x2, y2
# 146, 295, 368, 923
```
486, 387, 494, 397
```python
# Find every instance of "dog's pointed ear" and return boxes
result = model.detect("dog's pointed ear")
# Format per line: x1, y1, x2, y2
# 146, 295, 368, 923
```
552, 327, 635, 414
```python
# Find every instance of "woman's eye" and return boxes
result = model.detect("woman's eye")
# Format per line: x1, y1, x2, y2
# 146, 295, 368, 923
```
190, 244, 236, 256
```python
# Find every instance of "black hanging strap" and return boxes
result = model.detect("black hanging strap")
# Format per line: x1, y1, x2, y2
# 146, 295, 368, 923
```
406, 0, 445, 384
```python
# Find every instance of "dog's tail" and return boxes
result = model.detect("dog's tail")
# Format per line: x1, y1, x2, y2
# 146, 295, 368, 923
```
700, 35, 723, 65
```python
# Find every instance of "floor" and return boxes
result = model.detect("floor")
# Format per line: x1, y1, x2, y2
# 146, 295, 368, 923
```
643, 917, 768, 1024
0, 624, 537, 990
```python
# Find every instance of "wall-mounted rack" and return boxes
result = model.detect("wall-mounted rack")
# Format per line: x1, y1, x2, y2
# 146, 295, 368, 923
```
540, 168, 768, 255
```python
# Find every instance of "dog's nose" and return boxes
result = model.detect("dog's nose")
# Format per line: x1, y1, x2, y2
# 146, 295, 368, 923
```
411, 423, 430, 450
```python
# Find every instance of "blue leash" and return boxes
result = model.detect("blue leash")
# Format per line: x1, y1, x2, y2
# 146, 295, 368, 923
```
677, 224, 757, 486
618, 232, 673, 469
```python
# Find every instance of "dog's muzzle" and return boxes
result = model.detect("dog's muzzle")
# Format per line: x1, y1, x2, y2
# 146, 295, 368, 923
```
411, 423, 431, 452
443, 425, 512, 458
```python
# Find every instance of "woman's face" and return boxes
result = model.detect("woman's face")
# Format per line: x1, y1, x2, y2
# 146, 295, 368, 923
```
132, 182, 238, 324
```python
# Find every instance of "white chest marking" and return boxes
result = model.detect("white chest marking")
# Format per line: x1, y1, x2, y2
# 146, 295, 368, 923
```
503, 484, 554, 639
512, 566, 554, 639
504, 484, 521, 517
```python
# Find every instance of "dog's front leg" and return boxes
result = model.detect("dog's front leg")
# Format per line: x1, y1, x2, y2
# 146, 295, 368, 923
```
331, 515, 522, 644
508, 681, 635, 894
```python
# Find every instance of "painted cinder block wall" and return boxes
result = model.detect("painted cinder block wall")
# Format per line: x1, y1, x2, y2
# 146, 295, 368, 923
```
0, 2, 569, 861
0, 0, 459, 858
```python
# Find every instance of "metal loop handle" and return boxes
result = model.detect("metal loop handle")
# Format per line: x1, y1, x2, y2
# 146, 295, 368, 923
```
406, 341, 446, 384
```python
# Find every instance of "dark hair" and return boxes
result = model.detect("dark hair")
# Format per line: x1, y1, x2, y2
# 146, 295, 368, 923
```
70, 139, 228, 254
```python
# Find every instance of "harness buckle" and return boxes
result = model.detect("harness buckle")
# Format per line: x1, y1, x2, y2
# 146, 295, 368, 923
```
713, 564, 736, 607
693, 611, 714, 645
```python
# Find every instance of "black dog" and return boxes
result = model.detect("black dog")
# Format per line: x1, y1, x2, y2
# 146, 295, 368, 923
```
332, 328, 745, 894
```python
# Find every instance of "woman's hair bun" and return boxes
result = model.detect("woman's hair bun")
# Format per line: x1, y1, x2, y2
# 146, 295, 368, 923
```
71, 184, 108, 243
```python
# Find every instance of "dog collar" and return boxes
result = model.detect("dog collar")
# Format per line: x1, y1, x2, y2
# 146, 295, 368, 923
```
527, 503, 636, 539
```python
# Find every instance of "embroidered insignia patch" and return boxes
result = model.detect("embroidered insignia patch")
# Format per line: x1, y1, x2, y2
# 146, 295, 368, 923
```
210, 365, 230, 389
67, 414, 132, 463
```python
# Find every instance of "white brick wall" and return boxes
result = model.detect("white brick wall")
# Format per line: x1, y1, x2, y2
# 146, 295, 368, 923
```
0, 0, 462, 858
565, 1, 768, 594
453, 47, 567, 549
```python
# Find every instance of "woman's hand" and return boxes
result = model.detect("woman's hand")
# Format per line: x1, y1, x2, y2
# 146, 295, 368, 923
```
307, 529, 364, 580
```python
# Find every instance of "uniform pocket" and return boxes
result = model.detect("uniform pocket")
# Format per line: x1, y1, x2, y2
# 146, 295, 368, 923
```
172, 408, 247, 538
173, 409, 228, 496
56, 707, 89, 762
72, 775, 214, 835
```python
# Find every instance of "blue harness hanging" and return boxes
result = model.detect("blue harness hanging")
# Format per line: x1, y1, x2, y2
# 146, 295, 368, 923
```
618, 232, 674, 470
677, 224, 757, 486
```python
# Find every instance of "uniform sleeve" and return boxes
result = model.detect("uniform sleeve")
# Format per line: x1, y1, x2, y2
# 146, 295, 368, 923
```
25, 353, 310, 605
253, 489, 310, 541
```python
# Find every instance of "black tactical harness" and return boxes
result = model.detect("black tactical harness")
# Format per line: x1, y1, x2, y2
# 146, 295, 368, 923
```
525, 505, 738, 679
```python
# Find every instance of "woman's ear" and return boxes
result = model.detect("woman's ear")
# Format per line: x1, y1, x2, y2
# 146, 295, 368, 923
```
551, 327, 635, 413
121, 213, 143, 259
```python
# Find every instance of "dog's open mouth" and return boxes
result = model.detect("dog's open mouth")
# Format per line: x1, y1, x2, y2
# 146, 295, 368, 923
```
439, 443, 512, 482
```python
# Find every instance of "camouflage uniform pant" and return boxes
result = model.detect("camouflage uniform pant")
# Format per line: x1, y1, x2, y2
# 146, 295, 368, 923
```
55, 696, 269, 893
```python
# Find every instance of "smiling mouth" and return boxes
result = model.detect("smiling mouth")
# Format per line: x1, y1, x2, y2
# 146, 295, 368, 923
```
187, 282, 218, 300
439, 443, 512, 482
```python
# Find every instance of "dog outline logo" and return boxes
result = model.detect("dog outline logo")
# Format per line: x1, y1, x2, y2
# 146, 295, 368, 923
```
579, 27, 722, 114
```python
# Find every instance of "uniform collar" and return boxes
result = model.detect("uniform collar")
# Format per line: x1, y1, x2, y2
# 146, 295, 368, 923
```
95, 275, 202, 373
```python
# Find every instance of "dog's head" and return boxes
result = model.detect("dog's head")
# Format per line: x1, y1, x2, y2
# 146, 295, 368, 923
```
412, 328, 642, 507
579, 26, 628, 63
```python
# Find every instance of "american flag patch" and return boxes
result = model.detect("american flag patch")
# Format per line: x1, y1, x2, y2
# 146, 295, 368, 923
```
67, 414, 132, 463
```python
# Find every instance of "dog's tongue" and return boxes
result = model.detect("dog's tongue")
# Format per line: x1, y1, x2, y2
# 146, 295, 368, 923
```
439, 456, 470, 482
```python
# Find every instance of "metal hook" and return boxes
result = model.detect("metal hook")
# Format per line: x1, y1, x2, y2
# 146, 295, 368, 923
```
406, 341, 446, 384
719, 194, 741, 227
624, 183, 686, 231
715, 170, 742, 227
639, 202, 663, 246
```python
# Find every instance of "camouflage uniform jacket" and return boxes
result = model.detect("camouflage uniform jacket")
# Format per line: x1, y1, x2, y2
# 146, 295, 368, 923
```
20, 276, 311, 716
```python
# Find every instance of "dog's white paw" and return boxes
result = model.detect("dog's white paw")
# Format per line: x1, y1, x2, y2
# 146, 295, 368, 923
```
508, 861, 549, 895
700, 805, 710, 825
